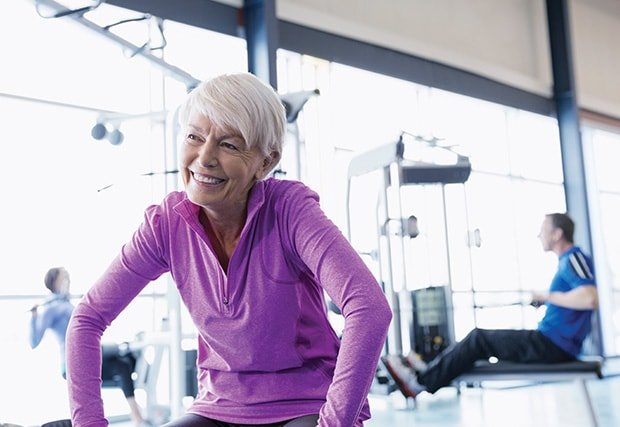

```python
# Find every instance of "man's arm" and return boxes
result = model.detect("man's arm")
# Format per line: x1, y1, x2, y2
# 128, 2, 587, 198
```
29, 305, 53, 349
531, 285, 598, 310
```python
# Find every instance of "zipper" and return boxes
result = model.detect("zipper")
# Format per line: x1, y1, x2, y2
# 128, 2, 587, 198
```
182, 207, 233, 316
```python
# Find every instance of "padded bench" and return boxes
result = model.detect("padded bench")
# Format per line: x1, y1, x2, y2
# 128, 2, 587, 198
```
456, 359, 603, 383
455, 359, 604, 426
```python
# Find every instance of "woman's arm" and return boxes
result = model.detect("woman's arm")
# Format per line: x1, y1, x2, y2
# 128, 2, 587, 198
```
66, 257, 158, 426
287, 185, 392, 427
66, 206, 169, 426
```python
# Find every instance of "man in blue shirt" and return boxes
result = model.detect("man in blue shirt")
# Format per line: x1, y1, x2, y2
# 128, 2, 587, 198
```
29, 267, 73, 377
383, 213, 598, 398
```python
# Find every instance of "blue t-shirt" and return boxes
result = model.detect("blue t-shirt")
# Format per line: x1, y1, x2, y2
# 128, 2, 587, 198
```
537, 246, 596, 356
30, 294, 74, 376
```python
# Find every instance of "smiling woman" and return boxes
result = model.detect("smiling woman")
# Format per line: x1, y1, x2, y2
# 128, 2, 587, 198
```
178, 74, 284, 262
65, 72, 392, 427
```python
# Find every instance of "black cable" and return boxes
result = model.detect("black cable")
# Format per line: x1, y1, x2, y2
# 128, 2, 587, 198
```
103, 15, 149, 30
104, 15, 167, 52
148, 17, 168, 52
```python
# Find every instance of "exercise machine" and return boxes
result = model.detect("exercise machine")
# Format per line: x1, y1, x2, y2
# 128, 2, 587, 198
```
346, 132, 471, 388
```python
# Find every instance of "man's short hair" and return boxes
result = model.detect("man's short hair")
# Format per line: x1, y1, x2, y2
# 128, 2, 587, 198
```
44, 267, 62, 293
547, 213, 575, 243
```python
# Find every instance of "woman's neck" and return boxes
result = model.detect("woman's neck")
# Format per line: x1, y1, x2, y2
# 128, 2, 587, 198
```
200, 207, 247, 271
202, 204, 246, 239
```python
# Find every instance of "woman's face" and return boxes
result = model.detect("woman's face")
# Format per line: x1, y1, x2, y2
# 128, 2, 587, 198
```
180, 111, 270, 213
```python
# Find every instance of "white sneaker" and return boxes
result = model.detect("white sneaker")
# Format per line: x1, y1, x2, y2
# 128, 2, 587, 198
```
405, 351, 428, 373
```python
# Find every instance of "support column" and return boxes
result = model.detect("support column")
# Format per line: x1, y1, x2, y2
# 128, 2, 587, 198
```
545, 0, 592, 253
546, 0, 601, 355
243, 0, 278, 88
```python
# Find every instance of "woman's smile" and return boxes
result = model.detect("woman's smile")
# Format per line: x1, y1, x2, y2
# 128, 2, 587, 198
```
191, 171, 226, 186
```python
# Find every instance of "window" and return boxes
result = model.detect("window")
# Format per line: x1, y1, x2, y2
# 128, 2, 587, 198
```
277, 52, 566, 346
584, 127, 620, 356
0, 2, 247, 423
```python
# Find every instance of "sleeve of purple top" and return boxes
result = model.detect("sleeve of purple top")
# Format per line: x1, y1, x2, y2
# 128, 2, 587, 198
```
66, 205, 169, 426
285, 184, 392, 427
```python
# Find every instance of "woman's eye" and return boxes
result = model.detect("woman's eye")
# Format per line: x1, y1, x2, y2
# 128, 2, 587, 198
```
186, 134, 202, 145
221, 141, 238, 150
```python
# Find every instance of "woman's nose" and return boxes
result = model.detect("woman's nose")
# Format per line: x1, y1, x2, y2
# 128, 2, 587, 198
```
197, 139, 218, 168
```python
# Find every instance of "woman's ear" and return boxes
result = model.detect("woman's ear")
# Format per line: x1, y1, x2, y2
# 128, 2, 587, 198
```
256, 151, 281, 179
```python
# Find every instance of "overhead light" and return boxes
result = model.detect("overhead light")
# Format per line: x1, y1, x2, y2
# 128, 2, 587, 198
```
90, 122, 107, 140
91, 110, 167, 146
107, 128, 124, 145
90, 122, 124, 145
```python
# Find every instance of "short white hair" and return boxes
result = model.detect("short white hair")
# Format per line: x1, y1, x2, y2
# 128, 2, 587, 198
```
178, 73, 286, 166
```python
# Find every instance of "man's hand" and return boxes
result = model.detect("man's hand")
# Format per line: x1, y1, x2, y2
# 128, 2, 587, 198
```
530, 292, 548, 308
530, 286, 597, 310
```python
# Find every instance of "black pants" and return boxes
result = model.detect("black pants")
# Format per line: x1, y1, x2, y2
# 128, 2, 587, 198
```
161, 414, 320, 427
101, 345, 137, 398
417, 328, 575, 393
62, 346, 137, 398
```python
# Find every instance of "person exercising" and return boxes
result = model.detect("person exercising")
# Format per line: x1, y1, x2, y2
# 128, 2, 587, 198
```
383, 212, 598, 398
29, 267, 150, 426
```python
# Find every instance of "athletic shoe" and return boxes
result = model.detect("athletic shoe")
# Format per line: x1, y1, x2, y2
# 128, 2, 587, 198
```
405, 350, 428, 373
381, 354, 421, 399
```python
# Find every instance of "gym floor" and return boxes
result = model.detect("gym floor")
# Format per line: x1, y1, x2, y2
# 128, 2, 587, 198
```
365, 375, 620, 427
107, 375, 620, 427
7, 353, 619, 426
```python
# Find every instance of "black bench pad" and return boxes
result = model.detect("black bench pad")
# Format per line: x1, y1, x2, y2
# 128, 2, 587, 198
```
471, 360, 601, 374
